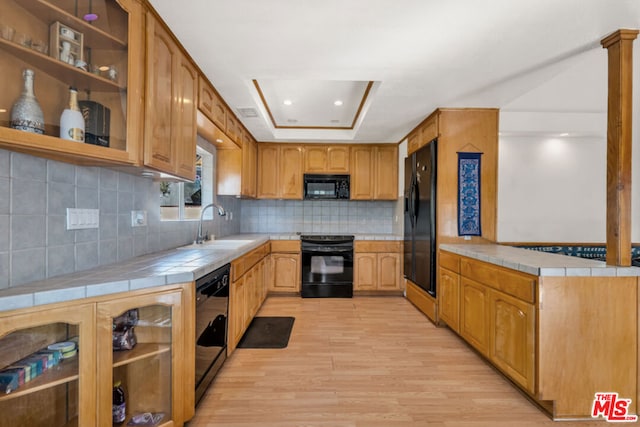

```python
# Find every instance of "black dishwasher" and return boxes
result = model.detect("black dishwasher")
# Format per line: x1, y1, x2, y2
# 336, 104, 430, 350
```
194, 263, 230, 405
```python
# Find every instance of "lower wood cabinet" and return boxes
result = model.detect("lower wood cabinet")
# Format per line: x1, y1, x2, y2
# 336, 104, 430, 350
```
438, 250, 537, 414
229, 243, 269, 353
354, 241, 403, 292
0, 283, 193, 427
97, 288, 186, 426
270, 253, 301, 293
269, 241, 301, 294
437, 266, 460, 332
488, 289, 535, 394
459, 277, 491, 357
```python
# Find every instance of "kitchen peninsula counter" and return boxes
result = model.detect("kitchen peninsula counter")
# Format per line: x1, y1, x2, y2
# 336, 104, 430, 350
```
438, 243, 639, 420
440, 243, 640, 276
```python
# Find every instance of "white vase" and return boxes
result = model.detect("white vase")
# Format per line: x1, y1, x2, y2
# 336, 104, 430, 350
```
10, 69, 45, 134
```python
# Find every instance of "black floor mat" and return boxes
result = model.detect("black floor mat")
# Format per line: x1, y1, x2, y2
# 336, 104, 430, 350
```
237, 316, 295, 349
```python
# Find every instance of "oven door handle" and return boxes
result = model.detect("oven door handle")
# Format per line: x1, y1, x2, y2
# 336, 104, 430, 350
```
303, 247, 353, 254
301, 238, 354, 245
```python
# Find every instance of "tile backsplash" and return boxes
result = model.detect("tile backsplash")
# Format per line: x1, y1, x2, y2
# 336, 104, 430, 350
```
0, 149, 240, 288
240, 199, 402, 234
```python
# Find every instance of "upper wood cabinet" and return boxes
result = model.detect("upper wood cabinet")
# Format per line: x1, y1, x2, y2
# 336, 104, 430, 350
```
174, 56, 198, 179
241, 133, 257, 197
225, 114, 241, 147
143, 8, 197, 180
408, 113, 438, 156
216, 131, 257, 198
303, 145, 350, 173
350, 145, 398, 200
0, 0, 144, 167
198, 76, 226, 130
257, 143, 303, 199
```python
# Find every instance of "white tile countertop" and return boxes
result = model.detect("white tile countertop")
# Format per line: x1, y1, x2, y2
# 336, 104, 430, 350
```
440, 243, 640, 277
0, 234, 271, 313
0, 233, 404, 313
268, 233, 403, 240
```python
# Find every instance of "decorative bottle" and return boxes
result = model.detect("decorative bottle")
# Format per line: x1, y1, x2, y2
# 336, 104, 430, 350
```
60, 87, 85, 142
10, 69, 45, 134
112, 380, 126, 424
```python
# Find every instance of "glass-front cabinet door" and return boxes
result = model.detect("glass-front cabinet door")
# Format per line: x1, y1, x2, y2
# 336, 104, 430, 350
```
0, 0, 144, 165
97, 290, 184, 427
0, 303, 95, 427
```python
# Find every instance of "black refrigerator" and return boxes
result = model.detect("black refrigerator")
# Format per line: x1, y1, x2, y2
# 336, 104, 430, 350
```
404, 139, 437, 297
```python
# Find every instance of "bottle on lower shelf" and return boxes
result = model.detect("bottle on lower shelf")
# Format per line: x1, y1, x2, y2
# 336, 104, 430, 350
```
113, 380, 126, 424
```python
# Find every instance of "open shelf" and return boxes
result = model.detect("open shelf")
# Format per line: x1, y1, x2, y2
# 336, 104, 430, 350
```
19, 0, 127, 49
0, 126, 132, 165
113, 343, 171, 368
0, 357, 78, 402
0, 38, 125, 92
121, 414, 172, 427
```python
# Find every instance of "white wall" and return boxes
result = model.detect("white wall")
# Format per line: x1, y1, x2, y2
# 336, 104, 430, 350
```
497, 45, 640, 243
498, 136, 606, 242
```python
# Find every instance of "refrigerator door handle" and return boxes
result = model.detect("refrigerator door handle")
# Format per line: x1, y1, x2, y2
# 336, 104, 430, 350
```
408, 177, 416, 228
411, 175, 419, 223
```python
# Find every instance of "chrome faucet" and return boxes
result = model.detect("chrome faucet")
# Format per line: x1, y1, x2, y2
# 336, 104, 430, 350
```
195, 203, 226, 244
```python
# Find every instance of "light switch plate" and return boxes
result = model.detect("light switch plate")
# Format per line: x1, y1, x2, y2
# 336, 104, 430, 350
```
66, 208, 99, 230
131, 210, 147, 227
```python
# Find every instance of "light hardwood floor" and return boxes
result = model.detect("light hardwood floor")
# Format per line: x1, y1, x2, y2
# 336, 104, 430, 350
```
189, 297, 605, 427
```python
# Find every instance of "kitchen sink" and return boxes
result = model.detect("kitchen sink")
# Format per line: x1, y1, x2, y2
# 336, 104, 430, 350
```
178, 239, 254, 250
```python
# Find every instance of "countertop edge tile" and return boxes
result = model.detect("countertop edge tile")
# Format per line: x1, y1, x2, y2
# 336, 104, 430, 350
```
129, 276, 167, 291
0, 293, 35, 312
34, 286, 86, 305
439, 243, 640, 277
86, 280, 130, 298
166, 272, 196, 285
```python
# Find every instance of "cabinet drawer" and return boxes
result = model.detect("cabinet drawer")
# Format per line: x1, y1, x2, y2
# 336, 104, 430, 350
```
460, 258, 536, 304
355, 241, 401, 253
270, 240, 301, 253
439, 250, 460, 273
232, 243, 269, 281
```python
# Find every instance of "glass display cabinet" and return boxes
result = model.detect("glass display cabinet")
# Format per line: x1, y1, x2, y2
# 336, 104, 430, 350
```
0, 303, 96, 427
0, 0, 144, 165
97, 289, 185, 427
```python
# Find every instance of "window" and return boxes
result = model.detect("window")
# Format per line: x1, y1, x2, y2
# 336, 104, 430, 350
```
159, 146, 214, 221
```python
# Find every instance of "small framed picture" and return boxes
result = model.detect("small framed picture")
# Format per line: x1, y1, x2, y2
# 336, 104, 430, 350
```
49, 21, 83, 65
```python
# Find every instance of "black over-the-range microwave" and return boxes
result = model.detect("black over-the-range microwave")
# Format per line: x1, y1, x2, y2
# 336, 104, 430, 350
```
303, 174, 350, 199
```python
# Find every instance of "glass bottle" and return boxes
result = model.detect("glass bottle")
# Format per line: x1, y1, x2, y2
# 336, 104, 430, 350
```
113, 380, 126, 424
60, 87, 85, 142
10, 69, 45, 134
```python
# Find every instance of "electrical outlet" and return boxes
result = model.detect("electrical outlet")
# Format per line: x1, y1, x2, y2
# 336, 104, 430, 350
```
66, 208, 99, 230
131, 210, 147, 227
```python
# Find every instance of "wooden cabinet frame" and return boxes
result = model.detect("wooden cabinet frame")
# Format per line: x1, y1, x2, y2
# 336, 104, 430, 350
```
0, 282, 193, 426
0, 0, 145, 167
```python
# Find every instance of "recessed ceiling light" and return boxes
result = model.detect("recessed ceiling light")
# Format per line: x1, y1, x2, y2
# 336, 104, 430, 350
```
0, 109, 6, 113
560, 132, 570, 137
334, 100, 343, 106
215, 139, 224, 143
283, 99, 292, 106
